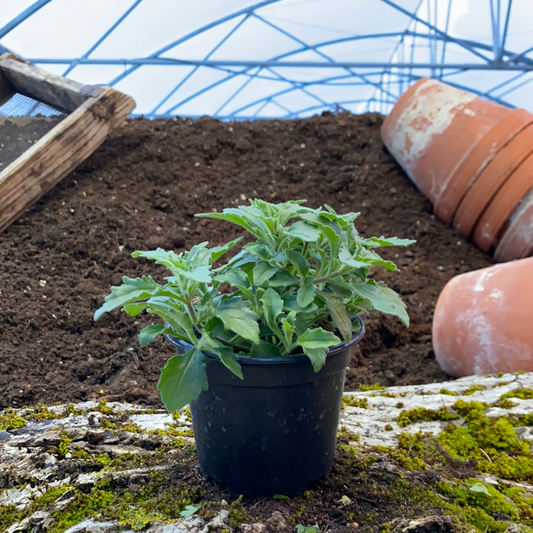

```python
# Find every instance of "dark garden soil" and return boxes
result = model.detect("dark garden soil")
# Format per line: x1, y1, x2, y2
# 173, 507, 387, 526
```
0, 112, 493, 410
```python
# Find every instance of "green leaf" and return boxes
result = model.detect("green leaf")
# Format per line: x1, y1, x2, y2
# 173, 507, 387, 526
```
216, 346, 244, 379
253, 261, 279, 286
339, 244, 397, 272
273, 494, 289, 500
157, 348, 208, 411
122, 302, 149, 317
139, 324, 173, 347
469, 483, 491, 497
224, 250, 259, 269
94, 276, 163, 321
296, 525, 319, 533
179, 504, 202, 518
216, 299, 260, 344
283, 294, 318, 314
261, 288, 284, 322
297, 284, 316, 307
285, 250, 309, 277
318, 292, 352, 343
296, 328, 341, 372
250, 340, 282, 358
352, 281, 409, 326
132, 249, 183, 270
195, 209, 256, 235
216, 269, 250, 290
285, 221, 321, 242
364, 236, 416, 248
208, 238, 243, 262
269, 271, 298, 288
181, 265, 212, 283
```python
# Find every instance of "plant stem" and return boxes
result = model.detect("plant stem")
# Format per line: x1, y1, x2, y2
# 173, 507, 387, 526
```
314, 270, 342, 285
186, 300, 197, 324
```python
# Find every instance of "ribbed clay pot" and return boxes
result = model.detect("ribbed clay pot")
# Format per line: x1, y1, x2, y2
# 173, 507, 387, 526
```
436, 108, 533, 224
381, 78, 514, 214
473, 150, 533, 253
453, 121, 533, 238
494, 189, 533, 262
433, 258, 533, 377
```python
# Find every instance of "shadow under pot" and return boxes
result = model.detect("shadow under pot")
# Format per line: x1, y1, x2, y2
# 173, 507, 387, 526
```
166, 316, 365, 498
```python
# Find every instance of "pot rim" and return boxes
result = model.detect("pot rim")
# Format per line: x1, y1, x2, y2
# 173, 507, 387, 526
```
165, 315, 365, 366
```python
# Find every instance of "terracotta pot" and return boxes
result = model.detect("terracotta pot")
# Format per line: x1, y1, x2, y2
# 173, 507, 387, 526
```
473, 150, 533, 252
435, 108, 533, 223
381, 78, 513, 207
494, 189, 533, 262
433, 258, 533, 377
453, 121, 533, 237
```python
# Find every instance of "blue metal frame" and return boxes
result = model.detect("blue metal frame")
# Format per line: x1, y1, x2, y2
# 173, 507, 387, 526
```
1, 0, 529, 119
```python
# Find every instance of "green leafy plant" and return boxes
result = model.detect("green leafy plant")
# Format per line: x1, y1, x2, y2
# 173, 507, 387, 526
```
94, 199, 414, 411
179, 504, 202, 518
296, 525, 319, 533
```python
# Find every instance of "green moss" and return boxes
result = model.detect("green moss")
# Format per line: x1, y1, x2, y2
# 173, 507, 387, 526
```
149, 428, 194, 438
49, 487, 115, 533
228, 496, 249, 528
357, 383, 386, 391
0, 409, 27, 431
513, 414, 533, 426
493, 398, 518, 409
463, 385, 486, 395
384, 424, 393, 431
57, 433, 72, 458
96, 454, 113, 467
379, 392, 397, 398
396, 407, 459, 427
71, 447, 92, 461
438, 401, 533, 484
33, 486, 73, 508
439, 388, 458, 396
96, 399, 113, 415
395, 402, 404, 409
452, 399, 488, 421
501, 389, 533, 400
341, 396, 369, 409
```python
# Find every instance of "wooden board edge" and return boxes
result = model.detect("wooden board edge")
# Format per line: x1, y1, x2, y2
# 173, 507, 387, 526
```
0, 69, 14, 107
0, 87, 135, 233
0, 54, 105, 113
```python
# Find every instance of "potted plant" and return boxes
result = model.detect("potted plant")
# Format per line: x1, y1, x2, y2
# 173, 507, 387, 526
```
94, 199, 414, 497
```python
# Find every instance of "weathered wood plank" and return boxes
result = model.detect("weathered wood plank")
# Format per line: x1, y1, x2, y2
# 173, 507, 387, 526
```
0, 53, 103, 113
0, 87, 135, 233
0, 69, 14, 107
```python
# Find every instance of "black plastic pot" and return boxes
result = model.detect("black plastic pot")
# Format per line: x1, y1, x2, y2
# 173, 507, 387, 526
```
166, 317, 365, 498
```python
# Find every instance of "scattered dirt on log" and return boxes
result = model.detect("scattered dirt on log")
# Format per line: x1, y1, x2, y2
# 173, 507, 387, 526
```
0, 112, 492, 409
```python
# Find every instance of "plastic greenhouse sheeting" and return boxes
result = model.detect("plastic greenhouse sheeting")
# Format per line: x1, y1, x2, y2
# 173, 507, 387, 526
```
0, 0, 532, 119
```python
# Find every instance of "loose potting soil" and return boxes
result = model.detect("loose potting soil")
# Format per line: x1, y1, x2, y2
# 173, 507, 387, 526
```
0, 112, 493, 409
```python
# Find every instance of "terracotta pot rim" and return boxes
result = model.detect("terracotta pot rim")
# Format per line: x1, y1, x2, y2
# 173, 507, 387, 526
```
434, 108, 533, 224
453, 121, 533, 237
473, 151, 533, 253
494, 188, 533, 261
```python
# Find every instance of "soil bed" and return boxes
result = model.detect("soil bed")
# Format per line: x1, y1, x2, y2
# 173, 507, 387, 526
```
0, 112, 492, 409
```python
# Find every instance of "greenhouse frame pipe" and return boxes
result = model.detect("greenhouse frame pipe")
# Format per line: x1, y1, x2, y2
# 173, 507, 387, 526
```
0, 0, 53, 39
27, 58, 533, 70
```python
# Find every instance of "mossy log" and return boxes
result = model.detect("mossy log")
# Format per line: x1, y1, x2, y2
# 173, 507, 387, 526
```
1, 372, 532, 533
